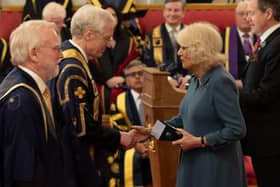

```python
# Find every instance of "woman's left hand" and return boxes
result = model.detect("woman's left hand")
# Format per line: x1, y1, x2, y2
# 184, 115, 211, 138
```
172, 129, 201, 151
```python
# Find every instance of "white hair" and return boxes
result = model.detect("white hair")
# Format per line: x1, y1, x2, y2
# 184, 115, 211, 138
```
9, 20, 56, 65
42, 2, 66, 19
70, 4, 116, 38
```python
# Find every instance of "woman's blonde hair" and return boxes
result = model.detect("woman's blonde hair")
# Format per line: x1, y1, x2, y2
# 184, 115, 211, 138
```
176, 22, 225, 71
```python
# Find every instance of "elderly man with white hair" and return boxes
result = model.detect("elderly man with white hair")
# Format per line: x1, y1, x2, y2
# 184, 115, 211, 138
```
0, 20, 63, 187
42, 2, 71, 41
48, 4, 140, 187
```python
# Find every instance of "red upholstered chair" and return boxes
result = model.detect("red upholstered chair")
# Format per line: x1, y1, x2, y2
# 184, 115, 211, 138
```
138, 4, 236, 34
0, 11, 22, 40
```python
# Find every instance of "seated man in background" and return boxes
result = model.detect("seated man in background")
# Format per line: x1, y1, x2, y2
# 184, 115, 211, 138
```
142, 0, 189, 89
222, 1, 257, 82
22, 0, 73, 28
104, 60, 152, 187
42, 2, 71, 42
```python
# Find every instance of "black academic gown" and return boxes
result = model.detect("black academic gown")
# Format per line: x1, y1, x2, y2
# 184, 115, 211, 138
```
0, 68, 63, 187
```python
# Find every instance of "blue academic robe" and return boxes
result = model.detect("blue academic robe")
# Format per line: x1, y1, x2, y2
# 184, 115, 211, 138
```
0, 68, 62, 187
48, 40, 121, 187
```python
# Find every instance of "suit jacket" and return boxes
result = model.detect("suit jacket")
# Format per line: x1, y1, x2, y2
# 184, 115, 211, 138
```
48, 40, 121, 187
0, 68, 62, 187
143, 23, 187, 76
240, 27, 280, 157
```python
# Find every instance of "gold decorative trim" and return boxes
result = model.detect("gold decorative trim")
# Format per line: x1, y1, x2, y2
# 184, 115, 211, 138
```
124, 148, 135, 187
90, 0, 102, 7
63, 0, 69, 8
122, 0, 134, 14
152, 26, 163, 65
116, 93, 132, 127
77, 102, 86, 137
0, 38, 7, 65
224, 27, 230, 72
57, 69, 88, 105
32, 0, 37, 14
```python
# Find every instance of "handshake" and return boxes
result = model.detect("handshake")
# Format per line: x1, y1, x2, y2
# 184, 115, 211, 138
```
120, 120, 183, 149
119, 128, 151, 149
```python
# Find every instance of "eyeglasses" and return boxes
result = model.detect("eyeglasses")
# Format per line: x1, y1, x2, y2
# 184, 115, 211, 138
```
102, 35, 114, 42
97, 32, 114, 42
125, 70, 144, 77
39, 46, 61, 52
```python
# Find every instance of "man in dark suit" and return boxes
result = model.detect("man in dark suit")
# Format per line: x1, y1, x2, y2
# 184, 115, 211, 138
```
0, 20, 63, 187
239, 0, 280, 186
222, 1, 257, 81
48, 5, 138, 187
143, 0, 189, 89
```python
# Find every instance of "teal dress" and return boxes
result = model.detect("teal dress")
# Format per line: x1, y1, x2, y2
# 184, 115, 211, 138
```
168, 66, 247, 187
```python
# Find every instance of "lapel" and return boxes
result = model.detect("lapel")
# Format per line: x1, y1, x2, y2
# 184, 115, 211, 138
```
126, 90, 141, 125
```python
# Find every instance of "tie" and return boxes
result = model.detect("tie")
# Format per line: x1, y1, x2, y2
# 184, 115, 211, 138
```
169, 29, 178, 64
138, 95, 145, 126
250, 38, 260, 63
252, 38, 260, 54
43, 87, 55, 126
242, 33, 252, 56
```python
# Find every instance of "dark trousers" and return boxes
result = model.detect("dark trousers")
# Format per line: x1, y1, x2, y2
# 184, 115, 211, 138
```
251, 155, 280, 187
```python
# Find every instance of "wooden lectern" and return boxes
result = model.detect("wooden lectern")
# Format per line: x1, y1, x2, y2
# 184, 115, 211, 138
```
142, 67, 186, 187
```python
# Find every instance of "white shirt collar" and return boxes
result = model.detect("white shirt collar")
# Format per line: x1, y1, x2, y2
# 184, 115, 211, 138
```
165, 23, 181, 33
18, 65, 47, 94
131, 89, 141, 102
69, 39, 88, 62
260, 23, 280, 43
237, 28, 254, 45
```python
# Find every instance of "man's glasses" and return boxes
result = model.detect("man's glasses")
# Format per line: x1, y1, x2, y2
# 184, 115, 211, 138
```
125, 70, 144, 77
102, 35, 114, 42
38, 46, 61, 52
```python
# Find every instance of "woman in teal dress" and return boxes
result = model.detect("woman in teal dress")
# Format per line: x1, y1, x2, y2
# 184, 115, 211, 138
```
167, 22, 247, 187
